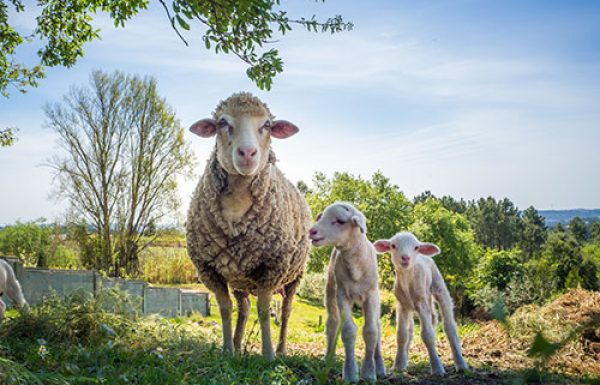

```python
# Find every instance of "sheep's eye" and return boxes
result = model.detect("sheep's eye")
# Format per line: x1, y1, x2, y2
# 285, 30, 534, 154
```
263, 120, 272, 128
217, 118, 229, 128
391, 244, 396, 249
414, 246, 419, 251
336, 219, 345, 225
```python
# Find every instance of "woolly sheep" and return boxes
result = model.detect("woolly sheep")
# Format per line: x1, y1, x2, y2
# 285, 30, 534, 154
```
186, 92, 312, 360
374, 232, 469, 376
309, 202, 386, 382
0, 259, 27, 320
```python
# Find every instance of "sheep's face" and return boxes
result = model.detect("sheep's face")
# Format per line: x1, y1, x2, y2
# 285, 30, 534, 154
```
309, 202, 367, 248
189, 94, 299, 176
374, 232, 440, 269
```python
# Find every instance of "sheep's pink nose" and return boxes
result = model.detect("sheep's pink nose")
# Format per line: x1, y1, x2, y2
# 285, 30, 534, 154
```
401, 255, 410, 263
237, 146, 257, 160
309, 228, 318, 237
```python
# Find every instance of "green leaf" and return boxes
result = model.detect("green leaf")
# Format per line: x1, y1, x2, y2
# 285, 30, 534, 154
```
527, 332, 562, 359
175, 15, 190, 31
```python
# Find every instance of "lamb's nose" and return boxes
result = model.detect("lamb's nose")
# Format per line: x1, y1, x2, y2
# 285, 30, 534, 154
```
237, 146, 257, 160
309, 228, 318, 237
401, 255, 410, 263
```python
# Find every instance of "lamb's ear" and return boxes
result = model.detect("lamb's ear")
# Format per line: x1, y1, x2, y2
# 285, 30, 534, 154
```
417, 242, 441, 257
190, 119, 217, 137
351, 215, 366, 234
271, 120, 299, 139
373, 240, 391, 253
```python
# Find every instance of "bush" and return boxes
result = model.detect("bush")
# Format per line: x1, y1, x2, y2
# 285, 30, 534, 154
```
0, 288, 138, 345
297, 272, 326, 305
139, 246, 197, 284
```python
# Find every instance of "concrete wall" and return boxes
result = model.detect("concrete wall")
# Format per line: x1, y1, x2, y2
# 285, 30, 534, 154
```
0, 256, 209, 317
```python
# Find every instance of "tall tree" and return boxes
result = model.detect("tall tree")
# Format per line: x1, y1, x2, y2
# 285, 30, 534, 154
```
591, 222, 600, 245
568, 216, 589, 244
47, 70, 194, 276
0, 0, 351, 96
518, 206, 547, 259
542, 231, 598, 291
467, 197, 522, 250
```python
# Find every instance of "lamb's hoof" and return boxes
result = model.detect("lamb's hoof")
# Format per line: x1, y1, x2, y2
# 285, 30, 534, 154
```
431, 366, 446, 377
376, 369, 387, 379
342, 373, 359, 383
456, 363, 471, 374
361, 370, 377, 382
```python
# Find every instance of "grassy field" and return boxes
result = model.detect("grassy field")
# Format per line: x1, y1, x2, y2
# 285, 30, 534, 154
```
0, 289, 597, 385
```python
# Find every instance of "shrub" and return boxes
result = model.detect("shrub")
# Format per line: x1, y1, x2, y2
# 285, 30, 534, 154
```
297, 272, 326, 305
139, 246, 197, 284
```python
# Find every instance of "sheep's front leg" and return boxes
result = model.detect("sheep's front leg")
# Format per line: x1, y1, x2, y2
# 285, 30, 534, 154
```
417, 301, 445, 376
0, 298, 5, 321
338, 291, 359, 383
233, 290, 250, 353
393, 305, 413, 373
257, 289, 275, 360
276, 278, 300, 356
212, 285, 234, 354
361, 294, 384, 381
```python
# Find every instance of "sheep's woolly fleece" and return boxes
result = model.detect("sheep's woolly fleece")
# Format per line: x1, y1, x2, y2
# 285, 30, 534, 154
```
186, 95, 311, 294
211, 92, 275, 121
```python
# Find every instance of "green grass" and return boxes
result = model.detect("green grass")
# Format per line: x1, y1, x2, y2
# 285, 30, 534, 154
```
0, 290, 594, 385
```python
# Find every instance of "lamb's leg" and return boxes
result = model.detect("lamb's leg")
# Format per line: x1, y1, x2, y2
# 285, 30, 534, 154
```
256, 289, 275, 360
434, 288, 469, 371
0, 298, 5, 321
361, 294, 382, 381
393, 305, 413, 373
325, 266, 340, 359
276, 278, 300, 356
417, 301, 445, 376
338, 291, 359, 383
374, 330, 386, 378
233, 290, 250, 353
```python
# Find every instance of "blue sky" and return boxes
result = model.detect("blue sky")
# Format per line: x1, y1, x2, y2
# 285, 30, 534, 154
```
1, 0, 599, 224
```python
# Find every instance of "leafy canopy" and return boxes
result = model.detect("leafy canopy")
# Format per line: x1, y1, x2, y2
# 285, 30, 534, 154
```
0, 0, 352, 96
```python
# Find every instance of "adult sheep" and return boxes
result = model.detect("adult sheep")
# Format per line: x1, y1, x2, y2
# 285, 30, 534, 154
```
186, 92, 312, 360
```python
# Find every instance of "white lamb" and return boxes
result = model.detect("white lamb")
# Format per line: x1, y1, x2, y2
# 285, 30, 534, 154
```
0, 259, 27, 320
374, 232, 468, 376
309, 202, 385, 382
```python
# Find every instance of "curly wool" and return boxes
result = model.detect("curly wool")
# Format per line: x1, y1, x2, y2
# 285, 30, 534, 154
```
186, 149, 311, 294
212, 92, 275, 120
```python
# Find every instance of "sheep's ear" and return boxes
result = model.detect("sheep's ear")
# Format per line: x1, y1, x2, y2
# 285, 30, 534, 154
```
417, 243, 441, 257
190, 119, 217, 137
373, 240, 391, 253
271, 120, 299, 139
351, 215, 366, 234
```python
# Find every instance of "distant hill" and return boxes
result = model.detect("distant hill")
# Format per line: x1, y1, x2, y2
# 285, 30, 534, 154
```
539, 209, 600, 226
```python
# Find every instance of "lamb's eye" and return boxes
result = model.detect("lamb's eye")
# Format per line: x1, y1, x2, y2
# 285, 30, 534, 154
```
336, 219, 345, 225
414, 246, 419, 251
316, 213, 322, 221
392, 244, 396, 249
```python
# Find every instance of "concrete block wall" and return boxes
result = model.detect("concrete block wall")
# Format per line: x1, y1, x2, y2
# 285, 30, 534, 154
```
0, 256, 209, 317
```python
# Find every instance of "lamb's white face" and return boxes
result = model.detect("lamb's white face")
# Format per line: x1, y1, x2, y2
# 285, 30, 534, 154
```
309, 202, 366, 248
190, 111, 300, 176
374, 232, 440, 269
